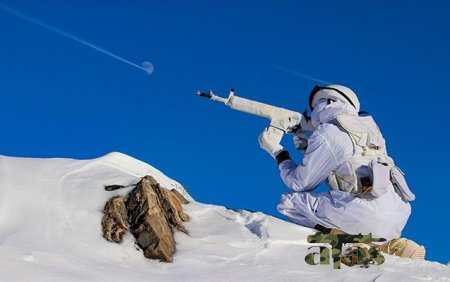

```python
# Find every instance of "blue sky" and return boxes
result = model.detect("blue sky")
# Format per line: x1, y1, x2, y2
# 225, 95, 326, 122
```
1, 1, 449, 264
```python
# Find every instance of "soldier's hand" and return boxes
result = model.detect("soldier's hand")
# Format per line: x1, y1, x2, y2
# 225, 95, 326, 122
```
293, 131, 309, 153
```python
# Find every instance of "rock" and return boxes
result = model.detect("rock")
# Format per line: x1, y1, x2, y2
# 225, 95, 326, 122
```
126, 176, 176, 262
169, 189, 190, 223
102, 196, 129, 243
101, 175, 189, 262
170, 188, 190, 205
153, 183, 189, 233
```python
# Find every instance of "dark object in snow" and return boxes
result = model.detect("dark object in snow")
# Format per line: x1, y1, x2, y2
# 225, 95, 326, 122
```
101, 175, 189, 262
104, 184, 126, 191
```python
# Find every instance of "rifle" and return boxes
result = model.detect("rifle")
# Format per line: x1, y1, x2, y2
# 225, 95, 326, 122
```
196, 89, 313, 144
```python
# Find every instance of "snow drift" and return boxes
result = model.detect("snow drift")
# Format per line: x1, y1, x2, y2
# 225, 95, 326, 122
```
0, 152, 448, 281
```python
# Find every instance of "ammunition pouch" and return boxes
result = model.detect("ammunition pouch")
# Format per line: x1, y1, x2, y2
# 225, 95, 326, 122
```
390, 166, 415, 202
328, 159, 391, 200
328, 161, 358, 194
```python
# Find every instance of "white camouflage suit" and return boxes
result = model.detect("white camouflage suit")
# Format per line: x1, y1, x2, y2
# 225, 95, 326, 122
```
277, 101, 411, 241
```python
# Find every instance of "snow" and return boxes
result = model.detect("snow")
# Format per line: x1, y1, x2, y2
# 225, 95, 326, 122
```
0, 152, 448, 281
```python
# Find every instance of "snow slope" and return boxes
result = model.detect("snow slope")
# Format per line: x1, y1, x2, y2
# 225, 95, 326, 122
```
0, 152, 448, 282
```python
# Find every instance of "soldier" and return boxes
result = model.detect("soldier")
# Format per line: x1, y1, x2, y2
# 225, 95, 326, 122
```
259, 84, 425, 259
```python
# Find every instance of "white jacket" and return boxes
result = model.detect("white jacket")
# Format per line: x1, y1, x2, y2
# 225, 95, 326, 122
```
277, 102, 411, 240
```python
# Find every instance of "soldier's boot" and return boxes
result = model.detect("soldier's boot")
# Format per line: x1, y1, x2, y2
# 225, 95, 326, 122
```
376, 238, 426, 259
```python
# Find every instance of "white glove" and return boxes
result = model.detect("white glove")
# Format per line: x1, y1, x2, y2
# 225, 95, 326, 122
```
293, 131, 309, 153
258, 126, 284, 158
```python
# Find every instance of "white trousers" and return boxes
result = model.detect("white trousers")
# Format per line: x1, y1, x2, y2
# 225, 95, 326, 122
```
277, 188, 411, 240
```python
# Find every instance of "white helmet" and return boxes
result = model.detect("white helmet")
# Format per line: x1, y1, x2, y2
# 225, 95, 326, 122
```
309, 84, 360, 112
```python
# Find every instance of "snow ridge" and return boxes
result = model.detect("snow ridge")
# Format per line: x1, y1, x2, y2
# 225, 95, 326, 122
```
0, 152, 448, 281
